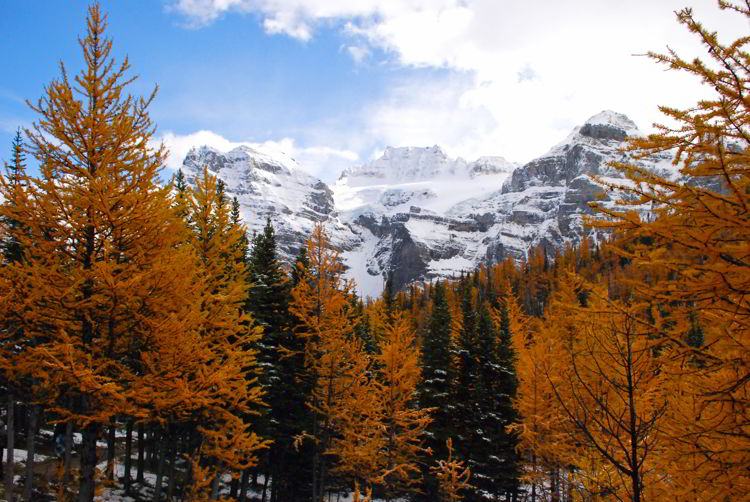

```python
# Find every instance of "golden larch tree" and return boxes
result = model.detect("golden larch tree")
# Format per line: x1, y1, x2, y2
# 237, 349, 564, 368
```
136, 168, 269, 499
290, 223, 363, 502
371, 313, 433, 500
0, 5, 205, 501
541, 276, 668, 502
589, 2, 750, 497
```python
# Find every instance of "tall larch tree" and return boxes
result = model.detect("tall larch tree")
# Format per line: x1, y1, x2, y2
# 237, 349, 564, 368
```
372, 314, 433, 501
0, 6, 207, 500
530, 275, 669, 501
508, 288, 569, 502
589, 2, 750, 498
290, 223, 362, 502
161, 167, 268, 498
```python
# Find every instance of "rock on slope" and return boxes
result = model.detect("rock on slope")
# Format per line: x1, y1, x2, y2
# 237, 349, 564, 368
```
178, 111, 675, 298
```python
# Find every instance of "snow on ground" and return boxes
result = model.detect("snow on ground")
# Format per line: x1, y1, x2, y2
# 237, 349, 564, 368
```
8, 448, 51, 463
71, 432, 108, 447
428, 255, 475, 277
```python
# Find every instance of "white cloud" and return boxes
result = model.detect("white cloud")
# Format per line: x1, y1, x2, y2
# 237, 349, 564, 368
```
154, 130, 359, 182
168, 0, 255, 27
345, 45, 370, 64
360, 75, 497, 160
168, 0, 750, 166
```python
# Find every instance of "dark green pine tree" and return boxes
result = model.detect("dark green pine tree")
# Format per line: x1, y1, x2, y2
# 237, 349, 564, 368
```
291, 245, 309, 286
174, 167, 186, 192
2, 129, 27, 263
352, 296, 379, 356
474, 302, 520, 501
453, 280, 482, 500
172, 168, 189, 220
247, 218, 312, 502
230, 196, 249, 263
417, 281, 457, 501
216, 178, 227, 206
383, 271, 396, 320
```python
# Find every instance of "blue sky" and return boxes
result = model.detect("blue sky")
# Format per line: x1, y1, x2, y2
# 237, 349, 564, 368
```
1, 1, 747, 182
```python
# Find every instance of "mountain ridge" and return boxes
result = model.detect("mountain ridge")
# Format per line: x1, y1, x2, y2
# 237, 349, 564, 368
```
178, 110, 674, 297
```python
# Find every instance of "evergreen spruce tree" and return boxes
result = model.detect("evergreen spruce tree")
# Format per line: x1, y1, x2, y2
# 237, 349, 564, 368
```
417, 281, 457, 501
292, 245, 309, 286
247, 218, 312, 502
451, 284, 521, 502
174, 168, 186, 192
231, 196, 249, 262
476, 302, 520, 501
453, 282, 481, 500
1, 129, 25, 264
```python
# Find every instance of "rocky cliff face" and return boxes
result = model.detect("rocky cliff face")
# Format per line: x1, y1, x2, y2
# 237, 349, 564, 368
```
178, 111, 676, 298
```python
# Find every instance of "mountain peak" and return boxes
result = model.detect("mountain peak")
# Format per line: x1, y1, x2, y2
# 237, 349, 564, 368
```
340, 145, 461, 183
184, 143, 302, 176
382, 144, 446, 158
580, 110, 639, 140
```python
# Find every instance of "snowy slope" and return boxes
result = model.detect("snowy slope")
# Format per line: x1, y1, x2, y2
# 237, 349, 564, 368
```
334, 146, 517, 297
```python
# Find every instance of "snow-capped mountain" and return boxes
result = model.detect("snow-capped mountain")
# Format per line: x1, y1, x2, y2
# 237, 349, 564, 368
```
181, 144, 358, 258
178, 111, 676, 298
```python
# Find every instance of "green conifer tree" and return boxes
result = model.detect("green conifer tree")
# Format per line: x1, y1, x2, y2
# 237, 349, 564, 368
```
231, 196, 249, 263
454, 281, 479, 470
474, 303, 520, 501
247, 218, 312, 502
417, 281, 457, 501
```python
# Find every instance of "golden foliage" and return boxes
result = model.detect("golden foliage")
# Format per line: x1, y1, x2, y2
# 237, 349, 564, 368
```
430, 438, 472, 502
588, 2, 750, 497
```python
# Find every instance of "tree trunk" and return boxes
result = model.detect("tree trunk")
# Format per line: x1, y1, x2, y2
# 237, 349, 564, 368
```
550, 467, 559, 502
137, 423, 145, 483
63, 421, 73, 484
0, 404, 4, 480
631, 469, 641, 502
17, 404, 25, 442
23, 404, 40, 502
167, 432, 177, 502
147, 428, 155, 470
312, 427, 319, 502
6, 393, 15, 502
106, 422, 116, 480
78, 420, 98, 502
230, 473, 239, 499
210, 471, 221, 500
124, 420, 133, 493
529, 451, 536, 502
239, 469, 249, 502
261, 471, 269, 502
152, 430, 167, 502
